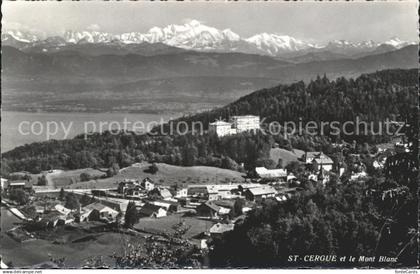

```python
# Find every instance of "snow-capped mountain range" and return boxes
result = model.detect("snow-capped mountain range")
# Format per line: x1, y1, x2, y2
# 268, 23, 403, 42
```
2, 20, 415, 57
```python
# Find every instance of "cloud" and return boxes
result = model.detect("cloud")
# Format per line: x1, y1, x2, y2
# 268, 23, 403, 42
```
86, 24, 101, 31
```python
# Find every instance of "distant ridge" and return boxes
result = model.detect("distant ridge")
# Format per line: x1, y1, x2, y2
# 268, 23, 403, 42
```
2, 20, 416, 59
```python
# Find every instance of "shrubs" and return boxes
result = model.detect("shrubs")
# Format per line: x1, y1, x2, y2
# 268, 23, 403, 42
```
80, 173, 92, 182
9, 189, 29, 205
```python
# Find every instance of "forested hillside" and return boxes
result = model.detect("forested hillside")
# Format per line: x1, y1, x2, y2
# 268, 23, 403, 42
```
168, 69, 418, 143
2, 69, 417, 175
209, 111, 418, 267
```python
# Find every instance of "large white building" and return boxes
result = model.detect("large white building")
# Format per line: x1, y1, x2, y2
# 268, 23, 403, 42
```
209, 115, 260, 137
231, 115, 260, 133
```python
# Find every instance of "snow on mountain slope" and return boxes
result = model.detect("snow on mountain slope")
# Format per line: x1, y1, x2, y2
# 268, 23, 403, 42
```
3, 30, 40, 43
383, 37, 415, 49
2, 20, 416, 57
245, 33, 319, 55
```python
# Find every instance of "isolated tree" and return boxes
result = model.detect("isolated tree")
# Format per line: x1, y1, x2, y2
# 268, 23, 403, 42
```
124, 201, 138, 228
233, 198, 244, 217
276, 159, 284, 169
59, 187, 66, 201
107, 163, 120, 177
38, 175, 47, 186
80, 173, 92, 182
148, 163, 159, 175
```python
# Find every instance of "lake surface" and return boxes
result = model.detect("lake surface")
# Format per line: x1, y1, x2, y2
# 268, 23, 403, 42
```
1, 111, 177, 152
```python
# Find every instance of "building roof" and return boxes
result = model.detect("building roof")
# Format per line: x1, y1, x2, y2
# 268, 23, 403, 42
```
188, 186, 209, 195
209, 223, 234, 234
209, 120, 232, 126
247, 186, 277, 196
255, 167, 287, 178
55, 204, 72, 215
41, 210, 65, 221
199, 201, 221, 213
214, 199, 236, 209
83, 202, 117, 214
313, 157, 334, 165
231, 115, 259, 119
139, 203, 165, 216
305, 152, 332, 160
218, 207, 231, 215
159, 188, 173, 199
306, 152, 323, 158
238, 183, 262, 190
9, 180, 29, 186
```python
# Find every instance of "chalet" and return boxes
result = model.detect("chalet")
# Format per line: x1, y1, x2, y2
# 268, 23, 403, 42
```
209, 223, 234, 238
118, 181, 141, 196
286, 173, 297, 182
37, 211, 70, 228
207, 184, 239, 199
196, 201, 221, 219
148, 187, 173, 200
255, 167, 287, 181
244, 186, 277, 202
138, 203, 167, 218
214, 199, 235, 210
188, 184, 241, 200
236, 183, 262, 195
174, 188, 188, 198
80, 202, 119, 222
54, 204, 72, 216
150, 199, 181, 213
303, 152, 333, 171
126, 186, 145, 197
141, 178, 155, 191
188, 186, 209, 199
308, 169, 330, 184
100, 199, 129, 213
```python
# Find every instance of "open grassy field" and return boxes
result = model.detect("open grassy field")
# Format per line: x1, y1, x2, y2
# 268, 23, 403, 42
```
134, 214, 216, 239
269, 148, 305, 167
67, 162, 245, 189
12, 168, 106, 190
45, 168, 106, 188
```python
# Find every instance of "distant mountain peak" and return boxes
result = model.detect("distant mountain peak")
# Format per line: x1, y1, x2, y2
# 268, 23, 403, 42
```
186, 19, 202, 27
4, 29, 40, 43
2, 20, 415, 58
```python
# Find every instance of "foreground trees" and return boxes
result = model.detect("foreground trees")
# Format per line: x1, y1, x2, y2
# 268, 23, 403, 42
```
124, 201, 139, 228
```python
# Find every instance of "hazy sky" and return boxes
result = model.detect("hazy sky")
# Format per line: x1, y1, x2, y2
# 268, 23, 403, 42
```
2, 1, 418, 43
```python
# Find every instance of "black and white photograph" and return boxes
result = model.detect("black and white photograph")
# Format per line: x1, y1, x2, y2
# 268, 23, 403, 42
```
0, 0, 418, 271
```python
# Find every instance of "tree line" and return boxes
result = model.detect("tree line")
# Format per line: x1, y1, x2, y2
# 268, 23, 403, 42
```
1, 69, 417, 175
